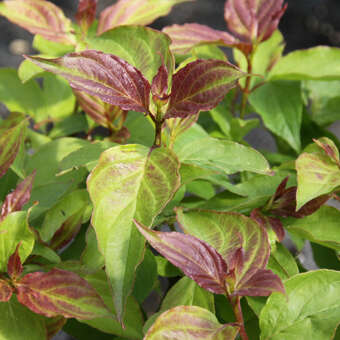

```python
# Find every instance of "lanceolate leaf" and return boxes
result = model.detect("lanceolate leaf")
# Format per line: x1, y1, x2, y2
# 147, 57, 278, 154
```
0, 0, 76, 45
224, 0, 287, 43
25, 50, 151, 114
87, 145, 180, 322
166, 59, 245, 118
145, 306, 239, 340
163, 23, 239, 55
260, 270, 340, 340
16, 268, 111, 319
97, 0, 191, 35
151, 65, 169, 100
176, 209, 283, 296
1, 171, 36, 220
0, 112, 27, 178
134, 220, 228, 294
76, 0, 97, 33
7, 243, 23, 280
0, 279, 13, 302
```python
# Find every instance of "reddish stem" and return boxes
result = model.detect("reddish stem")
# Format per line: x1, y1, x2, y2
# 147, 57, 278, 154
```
230, 296, 249, 340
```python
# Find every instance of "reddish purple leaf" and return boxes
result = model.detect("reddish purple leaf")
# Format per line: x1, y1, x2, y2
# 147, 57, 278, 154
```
0, 278, 13, 302
224, 0, 287, 43
165, 59, 245, 118
162, 23, 241, 55
269, 177, 329, 218
232, 268, 285, 297
16, 268, 111, 319
134, 219, 228, 295
25, 50, 151, 114
1, 171, 36, 221
75, 90, 128, 130
251, 209, 285, 242
76, 0, 97, 33
0, 0, 76, 44
7, 243, 23, 280
176, 209, 284, 297
151, 64, 169, 102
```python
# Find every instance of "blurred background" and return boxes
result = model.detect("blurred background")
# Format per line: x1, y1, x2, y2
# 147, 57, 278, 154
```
1, 0, 340, 67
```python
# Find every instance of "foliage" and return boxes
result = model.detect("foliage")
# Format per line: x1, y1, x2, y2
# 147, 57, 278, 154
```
0, 0, 339, 339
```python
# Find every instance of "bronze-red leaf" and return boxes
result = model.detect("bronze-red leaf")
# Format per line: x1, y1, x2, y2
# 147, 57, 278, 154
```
151, 64, 169, 101
134, 219, 228, 295
0, 278, 13, 302
224, 0, 287, 43
25, 50, 151, 114
162, 23, 240, 55
16, 268, 111, 319
1, 171, 36, 221
166, 59, 245, 118
232, 268, 285, 297
7, 243, 23, 280
76, 0, 97, 33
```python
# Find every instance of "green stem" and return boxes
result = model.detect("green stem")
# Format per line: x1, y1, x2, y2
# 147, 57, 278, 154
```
230, 296, 249, 340
240, 52, 254, 119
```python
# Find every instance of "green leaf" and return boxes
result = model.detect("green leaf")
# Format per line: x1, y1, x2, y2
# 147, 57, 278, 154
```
32, 34, 74, 56
267, 243, 299, 280
81, 226, 104, 271
155, 256, 181, 277
124, 111, 155, 147
174, 124, 271, 175
25, 138, 90, 220
0, 68, 43, 115
160, 276, 215, 313
133, 248, 158, 303
144, 306, 239, 340
0, 211, 35, 271
296, 142, 340, 209
87, 144, 180, 321
0, 296, 47, 340
82, 270, 144, 339
39, 189, 90, 242
58, 141, 116, 175
18, 59, 45, 83
283, 206, 340, 251
234, 30, 285, 87
260, 270, 340, 340
302, 80, 340, 126
87, 25, 174, 83
0, 112, 27, 178
269, 46, 340, 81
249, 81, 302, 152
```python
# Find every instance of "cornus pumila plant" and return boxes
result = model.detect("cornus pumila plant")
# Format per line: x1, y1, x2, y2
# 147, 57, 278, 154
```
0, 0, 340, 339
